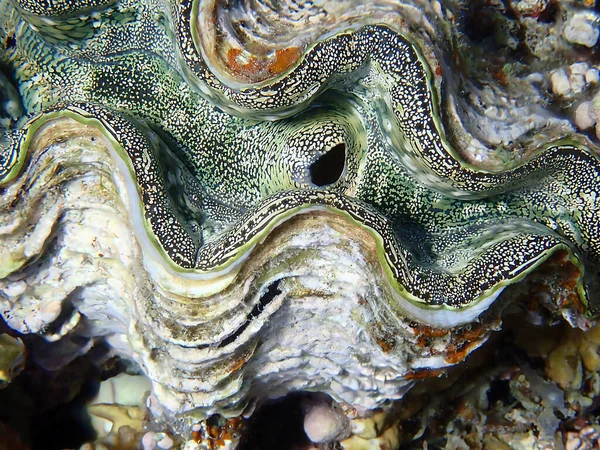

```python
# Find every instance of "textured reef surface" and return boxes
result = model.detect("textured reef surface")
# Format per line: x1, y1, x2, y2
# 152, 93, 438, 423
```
1, 0, 600, 448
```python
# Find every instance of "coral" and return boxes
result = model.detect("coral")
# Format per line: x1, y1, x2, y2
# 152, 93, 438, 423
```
87, 374, 152, 438
79, 426, 146, 450
563, 12, 599, 48
0, 0, 599, 448
301, 395, 351, 444
0, 334, 25, 388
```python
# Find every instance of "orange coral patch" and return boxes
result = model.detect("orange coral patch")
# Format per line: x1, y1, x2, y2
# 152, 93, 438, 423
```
226, 48, 264, 80
444, 339, 483, 365
375, 336, 395, 353
405, 368, 446, 380
226, 47, 301, 82
203, 417, 246, 450
268, 47, 301, 75
411, 324, 449, 338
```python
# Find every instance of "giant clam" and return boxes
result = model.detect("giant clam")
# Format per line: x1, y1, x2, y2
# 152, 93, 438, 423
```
1, 0, 600, 448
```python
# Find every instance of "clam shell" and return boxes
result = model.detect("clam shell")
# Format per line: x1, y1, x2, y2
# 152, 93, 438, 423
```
1, 0, 600, 447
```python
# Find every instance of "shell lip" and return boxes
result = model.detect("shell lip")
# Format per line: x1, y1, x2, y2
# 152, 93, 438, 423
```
90, 117, 592, 323
145, 187, 589, 328
10, 112, 593, 328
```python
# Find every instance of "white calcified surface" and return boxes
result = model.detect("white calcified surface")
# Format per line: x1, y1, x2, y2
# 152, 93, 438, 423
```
0, 118, 484, 427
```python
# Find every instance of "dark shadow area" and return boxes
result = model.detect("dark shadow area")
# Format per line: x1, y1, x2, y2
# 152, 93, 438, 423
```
237, 392, 312, 450
309, 143, 346, 187
0, 318, 120, 450
218, 280, 282, 348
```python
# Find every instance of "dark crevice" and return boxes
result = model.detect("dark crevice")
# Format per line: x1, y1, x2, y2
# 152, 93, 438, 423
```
218, 280, 282, 348
462, 2, 499, 43
38, 297, 79, 338
537, 0, 559, 24
249, 280, 282, 319
309, 143, 346, 187
236, 392, 315, 450
486, 378, 516, 407
502, 0, 535, 60
0, 316, 109, 450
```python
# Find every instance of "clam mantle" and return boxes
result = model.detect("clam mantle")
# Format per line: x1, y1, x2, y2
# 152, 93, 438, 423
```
1, 0, 600, 444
